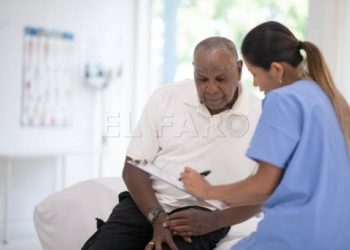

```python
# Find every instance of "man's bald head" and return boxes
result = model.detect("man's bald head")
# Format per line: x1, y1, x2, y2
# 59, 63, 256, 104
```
193, 37, 238, 62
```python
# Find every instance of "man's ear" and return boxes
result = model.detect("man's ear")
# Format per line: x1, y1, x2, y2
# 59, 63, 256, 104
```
237, 60, 243, 81
192, 61, 194, 66
270, 62, 284, 80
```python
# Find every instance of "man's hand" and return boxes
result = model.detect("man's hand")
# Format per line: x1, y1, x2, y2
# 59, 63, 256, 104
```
163, 208, 218, 237
145, 212, 178, 250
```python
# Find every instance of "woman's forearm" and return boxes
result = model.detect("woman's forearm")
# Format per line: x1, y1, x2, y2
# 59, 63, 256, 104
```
207, 162, 283, 207
214, 204, 261, 228
207, 176, 270, 206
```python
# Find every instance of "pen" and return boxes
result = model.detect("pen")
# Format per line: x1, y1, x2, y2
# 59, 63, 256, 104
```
178, 170, 211, 181
132, 159, 148, 165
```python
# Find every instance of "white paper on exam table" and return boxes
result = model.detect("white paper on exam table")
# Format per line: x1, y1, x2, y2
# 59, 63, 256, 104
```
127, 160, 228, 210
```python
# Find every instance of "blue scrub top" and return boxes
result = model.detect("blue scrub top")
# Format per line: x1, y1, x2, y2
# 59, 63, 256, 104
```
232, 80, 350, 250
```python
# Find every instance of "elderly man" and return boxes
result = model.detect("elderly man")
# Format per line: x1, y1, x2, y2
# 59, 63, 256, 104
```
82, 37, 262, 250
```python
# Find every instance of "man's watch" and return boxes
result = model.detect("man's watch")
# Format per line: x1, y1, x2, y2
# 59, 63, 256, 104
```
147, 207, 165, 224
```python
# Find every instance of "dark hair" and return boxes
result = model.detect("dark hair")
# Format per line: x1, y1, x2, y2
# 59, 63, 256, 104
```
194, 36, 238, 61
241, 21, 303, 70
242, 21, 350, 154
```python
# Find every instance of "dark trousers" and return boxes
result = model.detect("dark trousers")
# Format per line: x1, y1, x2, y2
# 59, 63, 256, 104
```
82, 191, 230, 250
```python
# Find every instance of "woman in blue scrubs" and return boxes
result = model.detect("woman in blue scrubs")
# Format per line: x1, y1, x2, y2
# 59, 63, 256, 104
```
180, 21, 350, 249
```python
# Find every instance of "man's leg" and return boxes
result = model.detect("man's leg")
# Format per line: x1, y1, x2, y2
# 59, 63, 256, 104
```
82, 194, 229, 250
162, 229, 229, 250
162, 206, 230, 250
82, 191, 153, 250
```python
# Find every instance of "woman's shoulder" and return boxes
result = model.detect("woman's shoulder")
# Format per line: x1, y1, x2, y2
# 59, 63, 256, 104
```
273, 79, 318, 93
269, 80, 324, 102
265, 79, 330, 115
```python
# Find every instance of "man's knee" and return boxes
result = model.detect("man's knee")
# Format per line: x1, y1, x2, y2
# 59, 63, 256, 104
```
161, 236, 200, 250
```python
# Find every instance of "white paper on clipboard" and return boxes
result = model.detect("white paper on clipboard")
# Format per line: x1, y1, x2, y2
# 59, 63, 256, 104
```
127, 160, 228, 210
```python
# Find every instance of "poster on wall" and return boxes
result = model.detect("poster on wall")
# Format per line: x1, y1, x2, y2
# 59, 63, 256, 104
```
21, 27, 75, 127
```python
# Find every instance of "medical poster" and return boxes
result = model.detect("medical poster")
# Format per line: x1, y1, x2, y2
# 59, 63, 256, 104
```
21, 27, 75, 127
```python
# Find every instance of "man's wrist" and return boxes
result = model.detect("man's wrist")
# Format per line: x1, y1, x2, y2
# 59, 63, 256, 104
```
153, 210, 167, 225
147, 207, 165, 224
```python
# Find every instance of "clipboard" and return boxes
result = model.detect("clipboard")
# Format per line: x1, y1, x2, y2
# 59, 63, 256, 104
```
127, 160, 228, 210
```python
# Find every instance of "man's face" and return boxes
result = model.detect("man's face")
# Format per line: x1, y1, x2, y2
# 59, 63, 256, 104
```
193, 48, 242, 115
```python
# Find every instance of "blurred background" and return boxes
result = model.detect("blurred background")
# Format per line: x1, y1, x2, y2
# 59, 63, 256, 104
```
0, 0, 349, 249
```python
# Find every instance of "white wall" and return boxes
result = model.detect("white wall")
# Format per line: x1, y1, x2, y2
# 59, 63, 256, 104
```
341, 0, 350, 102
307, 0, 350, 102
0, 0, 135, 239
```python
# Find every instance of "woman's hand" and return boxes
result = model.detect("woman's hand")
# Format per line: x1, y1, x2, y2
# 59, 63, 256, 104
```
180, 167, 212, 199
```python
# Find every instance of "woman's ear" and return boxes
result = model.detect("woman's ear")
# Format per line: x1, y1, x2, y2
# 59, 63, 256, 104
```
270, 62, 284, 80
